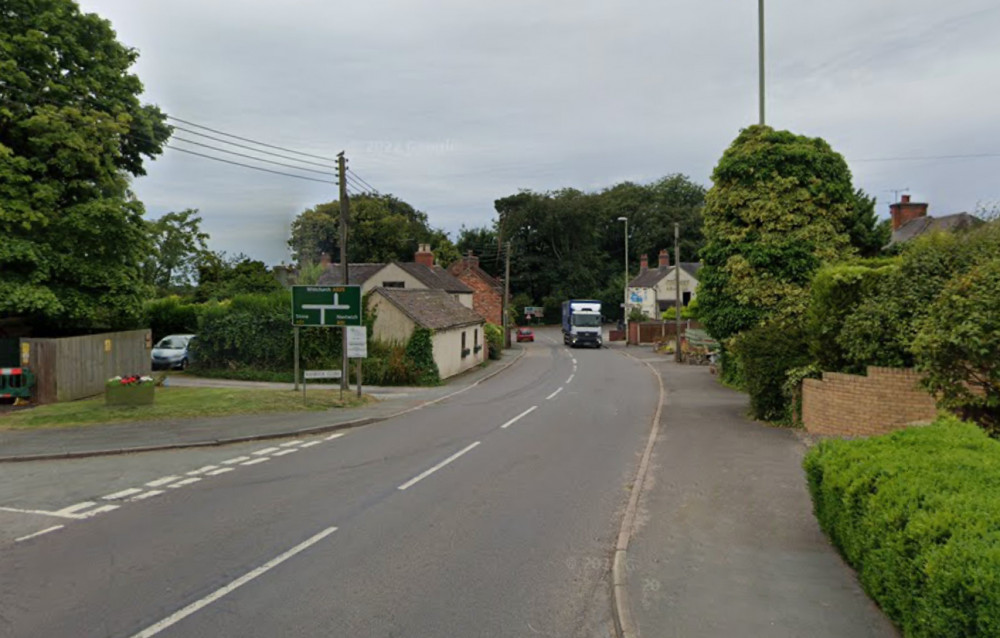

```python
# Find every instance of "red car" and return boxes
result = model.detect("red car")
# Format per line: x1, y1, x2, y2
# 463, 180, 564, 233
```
516, 327, 534, 342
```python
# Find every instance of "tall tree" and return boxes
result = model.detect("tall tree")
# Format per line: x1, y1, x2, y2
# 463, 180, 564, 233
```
697, 125, 856, 342
847, 189, 891, 257
0, 0, 171, 330
194, 252, 282, 302
144, 209, 209, 292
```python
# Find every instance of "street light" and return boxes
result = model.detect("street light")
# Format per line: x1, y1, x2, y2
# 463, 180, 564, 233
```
618, 216, 628, 343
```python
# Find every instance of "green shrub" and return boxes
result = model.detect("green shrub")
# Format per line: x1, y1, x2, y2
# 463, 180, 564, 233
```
804, 418, 1000, 637
730, 319, 811, 423
484, 322, 503, 360
144, 296, 201, 342
405, 327, 439, 385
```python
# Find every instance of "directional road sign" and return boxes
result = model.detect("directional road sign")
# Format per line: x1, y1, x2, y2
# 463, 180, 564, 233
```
292, 285, 362, 327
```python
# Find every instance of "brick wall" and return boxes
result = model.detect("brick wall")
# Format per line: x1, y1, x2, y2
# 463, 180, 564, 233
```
453, 270, 502, 325
802, 367, 937, 437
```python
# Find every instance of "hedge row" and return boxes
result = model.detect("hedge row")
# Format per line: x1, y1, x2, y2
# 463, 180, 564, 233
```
804, 418, 1000, 637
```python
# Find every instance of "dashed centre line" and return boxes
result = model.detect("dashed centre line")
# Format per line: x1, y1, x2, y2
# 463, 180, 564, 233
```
398, 442, 481, 491
272, 449, 298, 457
15, 525, 64, 543
206, 467, 235, 476
299, 441, 322, 448
129, 490, 165, 502
146, 476, 181, 488
53, 501, 98, 516
81, 504, 120, 517
241, 458, 270, 466
252, 447, 281, 456
500, 406, 538, 430
187, 466, 219, 475
102, 488, 144, 501
169, 477, 202, 489
222, 456, 251, 465
546, 387, 564, 400
567, 374, 575, 384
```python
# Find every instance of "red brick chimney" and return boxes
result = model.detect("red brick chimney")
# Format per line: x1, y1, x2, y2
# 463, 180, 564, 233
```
890, 194, 929, 231
414, 243, 434, 267
658, 249, 669, 270
639, 254, 648, 272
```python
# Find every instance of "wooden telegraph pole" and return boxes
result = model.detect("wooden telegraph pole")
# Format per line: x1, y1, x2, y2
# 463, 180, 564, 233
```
674, 223, 682, 363
338, 152, 350, 391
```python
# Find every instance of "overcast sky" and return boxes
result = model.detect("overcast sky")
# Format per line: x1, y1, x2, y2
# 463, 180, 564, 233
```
77, 0, 1000, 265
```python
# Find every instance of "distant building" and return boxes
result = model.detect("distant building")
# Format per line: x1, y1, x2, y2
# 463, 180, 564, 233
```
447, 251, 503, 325
889, 194, 984, 245
317, 244, 473, 308
626, 249, 701, 320
368, 288, 486, 380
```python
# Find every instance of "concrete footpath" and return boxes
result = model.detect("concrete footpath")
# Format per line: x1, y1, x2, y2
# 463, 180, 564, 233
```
0, 349, 523, 462
625, 359, 899, 637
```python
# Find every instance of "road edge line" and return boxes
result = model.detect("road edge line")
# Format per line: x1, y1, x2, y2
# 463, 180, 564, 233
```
0, 347, 527, 463
611, 350, 665, 638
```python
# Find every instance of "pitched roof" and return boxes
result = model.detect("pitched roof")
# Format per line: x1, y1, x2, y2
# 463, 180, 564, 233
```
374, 288, 484, 330
316, 263, 386, 286
393, 262, 473, 294
448, 260, 502, 290
890, 213, 985, 244
628, 262, 702, 288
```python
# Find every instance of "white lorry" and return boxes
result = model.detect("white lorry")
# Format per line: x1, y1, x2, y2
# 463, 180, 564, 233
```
561, 299, 603, 348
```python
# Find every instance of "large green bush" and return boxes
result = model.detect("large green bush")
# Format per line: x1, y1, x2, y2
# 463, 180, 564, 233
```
730, 319, 810, 422
405, 327, 440, 385
914, 257, 1000, 435
144, 296, 201, 342
484, 322, 503, 360
804, 418, 1000, 637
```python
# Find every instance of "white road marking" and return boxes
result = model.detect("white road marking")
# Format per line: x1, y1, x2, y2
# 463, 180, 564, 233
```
252, 447, 281, 456
567, 374, 575, 384
0, 506, 77, 519
80, 504, 120, 517
15, 525, 64, 542
398, 441, 481, 491
279, 441, 304, 447
206, 467, 235, 476
299, 441, 322, 448
146, 476, 181, 488
52, 501, 97, 516
546, 387, 564, 400
571, 357, 577, 364
500, 406, 539, 430
221, 456, 251, 465
272, 449, 298, 457
102, 488, 144, 501
129, 490, 165, 502
129, 526, 338, 638
169, 477, 202, 488
241, 458, 269, 466
187, 465, 219, 475
324, 433, 345, 441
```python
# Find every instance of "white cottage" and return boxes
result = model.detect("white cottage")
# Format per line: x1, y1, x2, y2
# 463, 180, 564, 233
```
368, 287, 486, 380
626, 250, 701, 320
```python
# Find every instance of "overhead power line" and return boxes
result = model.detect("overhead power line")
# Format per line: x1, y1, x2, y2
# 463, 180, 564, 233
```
347, 169, 380, 194
171, 125, 338, 170
166, 145, 336, 185
851, 152, 1000, 163
172, 137, 336, 176
166, 115, 340, 164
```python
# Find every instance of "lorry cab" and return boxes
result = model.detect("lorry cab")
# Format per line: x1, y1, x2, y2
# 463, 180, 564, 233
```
562, 300, 603, 348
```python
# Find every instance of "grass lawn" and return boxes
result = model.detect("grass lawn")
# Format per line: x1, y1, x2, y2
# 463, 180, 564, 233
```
0, 386, 372, 430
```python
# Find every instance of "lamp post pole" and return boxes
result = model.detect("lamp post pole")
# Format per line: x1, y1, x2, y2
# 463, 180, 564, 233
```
758, 0, 766, 125
618, 216, 628, 343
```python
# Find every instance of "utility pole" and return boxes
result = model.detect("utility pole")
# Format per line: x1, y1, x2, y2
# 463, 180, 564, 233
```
674, 223, 682, 363
758, 0, 766, 125
337, 151, 350, 391
503, 241, 511, 348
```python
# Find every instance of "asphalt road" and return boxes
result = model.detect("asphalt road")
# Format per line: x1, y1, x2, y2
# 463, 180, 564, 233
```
0, 329, 656, 638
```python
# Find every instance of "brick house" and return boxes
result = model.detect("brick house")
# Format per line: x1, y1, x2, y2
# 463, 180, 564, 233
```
447, 251, 503, 326
626, 249, 701, 320
888, 194, 984, 245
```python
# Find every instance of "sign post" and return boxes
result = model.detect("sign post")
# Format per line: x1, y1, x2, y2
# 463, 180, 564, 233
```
292, 285, 362, 400
346, 326, 368, 398
303, 369, 342, 402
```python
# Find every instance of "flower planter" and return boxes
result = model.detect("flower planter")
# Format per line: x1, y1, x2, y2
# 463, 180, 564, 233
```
105, 383, 155, 407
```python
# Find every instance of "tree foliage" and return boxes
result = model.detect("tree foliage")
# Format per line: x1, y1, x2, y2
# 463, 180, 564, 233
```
288, 193, 459, 266
144, 209, 209, 293
696, 125, 856, 342
0, 0, 170, 330
194, 253, 282, 302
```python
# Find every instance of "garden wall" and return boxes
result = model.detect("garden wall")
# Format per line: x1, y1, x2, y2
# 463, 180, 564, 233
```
802, 366, 937, 437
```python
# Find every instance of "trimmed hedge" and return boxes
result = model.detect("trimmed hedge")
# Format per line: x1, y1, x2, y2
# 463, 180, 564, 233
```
804, 418, 1000, 637
730, 319, 810, 422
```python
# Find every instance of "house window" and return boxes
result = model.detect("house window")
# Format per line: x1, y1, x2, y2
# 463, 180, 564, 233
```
474, 328, 482, 354
461, 331, 470, 358
683, 291, 692, 306
383, 281, 405, 288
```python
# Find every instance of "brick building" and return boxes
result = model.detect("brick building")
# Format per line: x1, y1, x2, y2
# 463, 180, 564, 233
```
448, 251, 504, 326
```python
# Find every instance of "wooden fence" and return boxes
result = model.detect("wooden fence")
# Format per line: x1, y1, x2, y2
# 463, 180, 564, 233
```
628, 320, 702, 345
21, 330, 152, 404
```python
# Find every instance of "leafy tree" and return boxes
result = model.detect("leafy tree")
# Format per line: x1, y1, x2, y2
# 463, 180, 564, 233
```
288, 193, 458, 265
456, 225, 501, 277
144, 209, 209, 292
0, 0, 170, 330
696, 125, 856, 342
846, 189, 891, 257
194, 252, 282, 301
914, 257, 1000, 435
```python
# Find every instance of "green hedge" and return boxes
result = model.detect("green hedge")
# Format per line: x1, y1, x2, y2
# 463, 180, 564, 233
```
804, 418, 1000, 637
730, 319, 810, 422
144, 296, 201, 342
484, 322, 503, 360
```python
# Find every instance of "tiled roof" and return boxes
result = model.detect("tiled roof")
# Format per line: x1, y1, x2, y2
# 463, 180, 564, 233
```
316, 263, 386, 286
448, 260, 502, 290
890, 213, 984, 244
628, 262, 702, 288
393, 262, 473, 294
374, 288, 484, 330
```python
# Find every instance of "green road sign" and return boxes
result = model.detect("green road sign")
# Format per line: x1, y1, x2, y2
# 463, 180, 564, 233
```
291, 285, 362, 327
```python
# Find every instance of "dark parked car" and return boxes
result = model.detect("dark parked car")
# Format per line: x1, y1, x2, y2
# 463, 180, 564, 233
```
516, 327, 534, 342
151, 334, 195, 370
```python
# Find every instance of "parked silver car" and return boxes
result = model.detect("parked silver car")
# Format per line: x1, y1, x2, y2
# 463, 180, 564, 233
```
151, 334, 195, 370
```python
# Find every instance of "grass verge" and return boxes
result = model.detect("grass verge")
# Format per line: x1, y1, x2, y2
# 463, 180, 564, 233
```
0, 387, 372, 430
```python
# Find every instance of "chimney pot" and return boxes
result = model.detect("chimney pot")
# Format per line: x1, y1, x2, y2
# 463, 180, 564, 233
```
658, 249, 669, 270
415, 243, 434, 267
901, 194, 911, 203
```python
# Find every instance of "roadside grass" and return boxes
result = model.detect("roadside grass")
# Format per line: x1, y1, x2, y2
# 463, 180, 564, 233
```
0, 387, 372, 430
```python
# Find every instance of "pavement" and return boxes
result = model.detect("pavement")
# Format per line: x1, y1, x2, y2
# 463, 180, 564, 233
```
623, 358, 899, 637
0, 349, 524, 461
